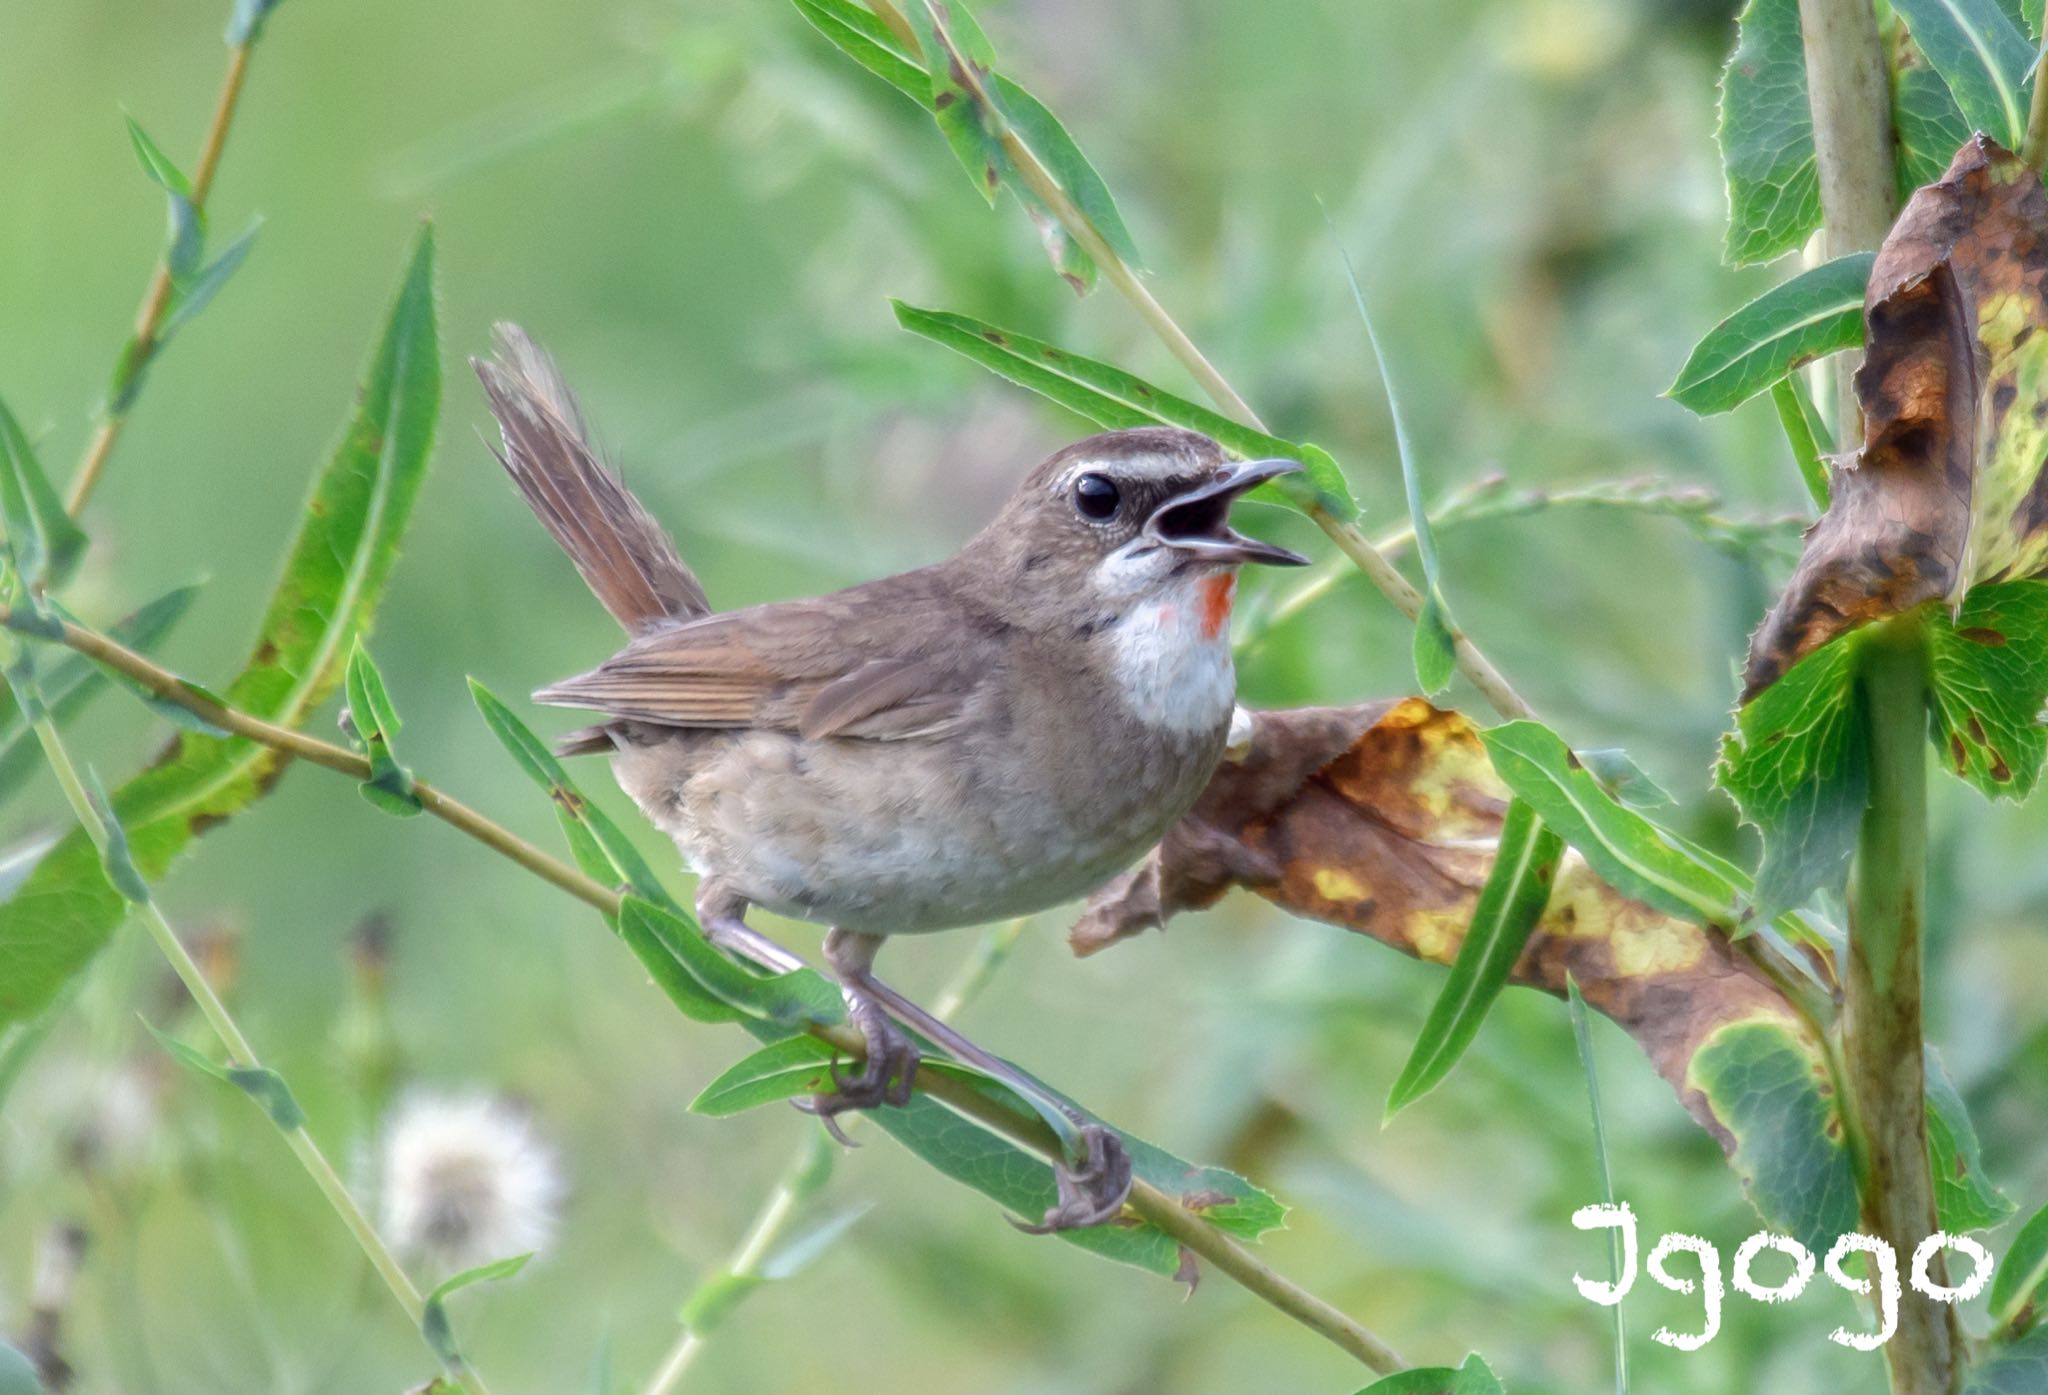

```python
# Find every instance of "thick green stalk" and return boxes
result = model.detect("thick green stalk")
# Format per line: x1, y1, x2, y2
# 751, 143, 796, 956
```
1845, 618, 1951, 1395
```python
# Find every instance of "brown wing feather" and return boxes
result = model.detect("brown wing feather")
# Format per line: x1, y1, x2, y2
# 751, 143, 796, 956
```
533, 567, 991, 741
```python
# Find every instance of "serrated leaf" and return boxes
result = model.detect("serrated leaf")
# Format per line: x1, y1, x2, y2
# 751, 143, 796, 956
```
0, 585, 196, 803
0, 227, 439, 1027
422, 1252, 532, 1366
1925, 1050, 2015, 1232
892, 301, 1356, 518
467, 679, 675, 910
0, 397, 88, 589
691, 1034, 838, 1115
790, 0, 930, 106
144, 1020, 306, 1129
1717, 0, 1822, 265
619, 896, 842, 1028
1716, 636, 1867, 919
1353, 1353, 1505, 1395
1770, 375, 1833, 509
1385, 799, 1561, 1117
124, 115, 192, 198
1991, 1202, 2048, 1334
1669, 253, 1874, 415
1894, 0, 2035, 146
1687, 1019, 1859, 1255
1928, 579, 2048, 799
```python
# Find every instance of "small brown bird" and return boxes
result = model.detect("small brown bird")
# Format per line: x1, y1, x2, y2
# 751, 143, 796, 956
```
475, 324, 1307, 1230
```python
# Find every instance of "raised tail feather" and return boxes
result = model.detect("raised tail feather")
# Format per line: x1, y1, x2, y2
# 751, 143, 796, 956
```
473, 323, 709, 633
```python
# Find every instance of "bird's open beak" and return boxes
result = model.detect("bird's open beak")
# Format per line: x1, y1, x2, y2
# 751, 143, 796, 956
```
1143, 457, 1312, 566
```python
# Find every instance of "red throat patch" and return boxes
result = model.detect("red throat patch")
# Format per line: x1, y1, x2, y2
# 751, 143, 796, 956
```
1198, 573, 1236, 640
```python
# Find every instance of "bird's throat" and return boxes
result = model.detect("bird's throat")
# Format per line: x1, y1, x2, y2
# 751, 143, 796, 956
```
1197, 572, 1236, 640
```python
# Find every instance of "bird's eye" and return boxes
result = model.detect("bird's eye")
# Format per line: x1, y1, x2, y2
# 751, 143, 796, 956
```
1073, 472, 1121, 521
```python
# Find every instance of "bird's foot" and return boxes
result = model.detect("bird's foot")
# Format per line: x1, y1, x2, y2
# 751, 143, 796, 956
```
794, 994, 919, 1145
1012, 1124, 1134, 1234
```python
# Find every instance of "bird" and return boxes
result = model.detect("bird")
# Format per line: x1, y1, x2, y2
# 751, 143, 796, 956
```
473, 323, 1308, 1231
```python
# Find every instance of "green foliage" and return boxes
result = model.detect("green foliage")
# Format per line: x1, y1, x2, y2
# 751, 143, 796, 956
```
0, 227, 439, 1027
225, 0, 288, 46
1966, 1326, 2048, 1394
344, 639, 421, 816
1925, 1051, 2015, 1232
422, 1252, 533, 1367
618, 896, 844, 1028
1928, 580, 2048, 800
1568, 977, 1628, 1395
1891, 0, 2035, 147
1991, 1202, 2048, 1335
1352, 1354, 1504, 1395
1895, 63, 1976, 193
1385, 800, 1561, 1118
145, 1020, 306, 1130
1769, 376, 1832, 509
1717, 0, 1821, 265
1667, 252, 1873, 416
1686, 1020, 1859, 1256
0, 398, 87, 589
892, 301, 1357, 518
691, 1034, 839, 1115
1716, 637, 1866, 919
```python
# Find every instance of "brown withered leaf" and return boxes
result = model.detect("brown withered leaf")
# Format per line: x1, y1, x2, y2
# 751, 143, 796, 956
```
1073, 699, 1818, 1153
1745, 135, 2048, 696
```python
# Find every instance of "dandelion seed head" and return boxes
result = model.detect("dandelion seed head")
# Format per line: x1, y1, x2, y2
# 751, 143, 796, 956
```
377, 1090, 562, 1272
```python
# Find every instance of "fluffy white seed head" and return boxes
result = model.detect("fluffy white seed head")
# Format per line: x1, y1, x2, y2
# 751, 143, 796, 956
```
376, 1089, 563, 1272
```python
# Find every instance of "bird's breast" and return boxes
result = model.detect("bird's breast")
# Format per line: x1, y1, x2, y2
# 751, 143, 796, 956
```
1103, 573, 1239, 734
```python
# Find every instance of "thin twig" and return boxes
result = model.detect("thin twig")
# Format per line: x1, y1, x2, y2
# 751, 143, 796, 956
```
4, 605, 1405, 1375
66, 43, 255, 515
3, 639, 491, 1395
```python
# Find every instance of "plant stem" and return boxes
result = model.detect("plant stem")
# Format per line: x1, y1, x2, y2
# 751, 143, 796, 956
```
2025, 54, 2048, 173
7, 606, 1403, 1374
1844, 617, 1952, 1395
66, 42, 254, 516
642, 918, 1030, 1395
9, 658, 490, 1395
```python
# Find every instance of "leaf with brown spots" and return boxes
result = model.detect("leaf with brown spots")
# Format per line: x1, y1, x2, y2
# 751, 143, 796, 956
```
0, 229, 439, 1025
1072, 700, 1858, 1250
1745, 136, 2048, 696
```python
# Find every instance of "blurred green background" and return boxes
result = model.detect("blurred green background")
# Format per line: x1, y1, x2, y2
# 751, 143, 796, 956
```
3, 0, 2045, 1390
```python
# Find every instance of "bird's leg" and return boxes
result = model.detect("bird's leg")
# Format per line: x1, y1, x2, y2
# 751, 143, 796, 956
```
793, 929, 922, 1144
841, 955, 1134, 1233
693, 880, 804, 975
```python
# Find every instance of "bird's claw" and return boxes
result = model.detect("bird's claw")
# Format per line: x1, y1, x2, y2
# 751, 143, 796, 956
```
1011, 1124, 1134, 1234
793, 998, 919, 1140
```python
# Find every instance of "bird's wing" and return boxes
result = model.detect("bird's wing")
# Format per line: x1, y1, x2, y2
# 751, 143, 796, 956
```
533, 573, 987, 742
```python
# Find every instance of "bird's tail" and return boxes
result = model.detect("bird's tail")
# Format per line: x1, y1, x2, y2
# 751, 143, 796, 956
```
473, 323, 710, 633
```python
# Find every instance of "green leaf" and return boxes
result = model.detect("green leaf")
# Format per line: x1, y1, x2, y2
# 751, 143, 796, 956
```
80, 766, 149, 905
124, 115, 192, 198
1578, 747, 1676, 810
467, 678, 676, 909
691, 1034, 839, 1115
1893, 0, 2035, 146
1326, 220, 1457, 692
1717, 0, 1822, 266
618, 896, 843, 1028
422, 1252, 532, 1367
1687, 1019, 1859, 1255
163, 220, 259, 339
1716, 636, 1867, 918
144, 1020, 306, 1130
1385, 800, 1561, 1117
0, 1341, 43, 1395
225, 0, 287, 46
1967, 1325, 2048, 1393
1770, 375, 1833, 509
1925, 1051, 2015, 1232
1352, 1353, 1505, 1395
0, 227, 439, 1027
892, 301, 1357, 518
0, 586, 194, 803
1991, 1202, 2048, 1335
0, 398, 88, 589
344, 639, 420, 816
1929, 579, 2048, 799
991, 73, 1144, 279
1569, 978, 1628, 1395
790, 0, 930, 106
905, 0, 1003, 206
1482, 720, 1749, 932
1895, 62, 1978, 195
1668, 252, 1874, 415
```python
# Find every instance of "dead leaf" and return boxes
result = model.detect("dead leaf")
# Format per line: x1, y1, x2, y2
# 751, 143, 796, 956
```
1746, 135, 2048, 696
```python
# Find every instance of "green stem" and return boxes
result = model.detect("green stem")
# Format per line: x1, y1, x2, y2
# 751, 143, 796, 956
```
10, 651, 491, 1395
1845, 617, 1952, 1395
2024, 52, 2048, 173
